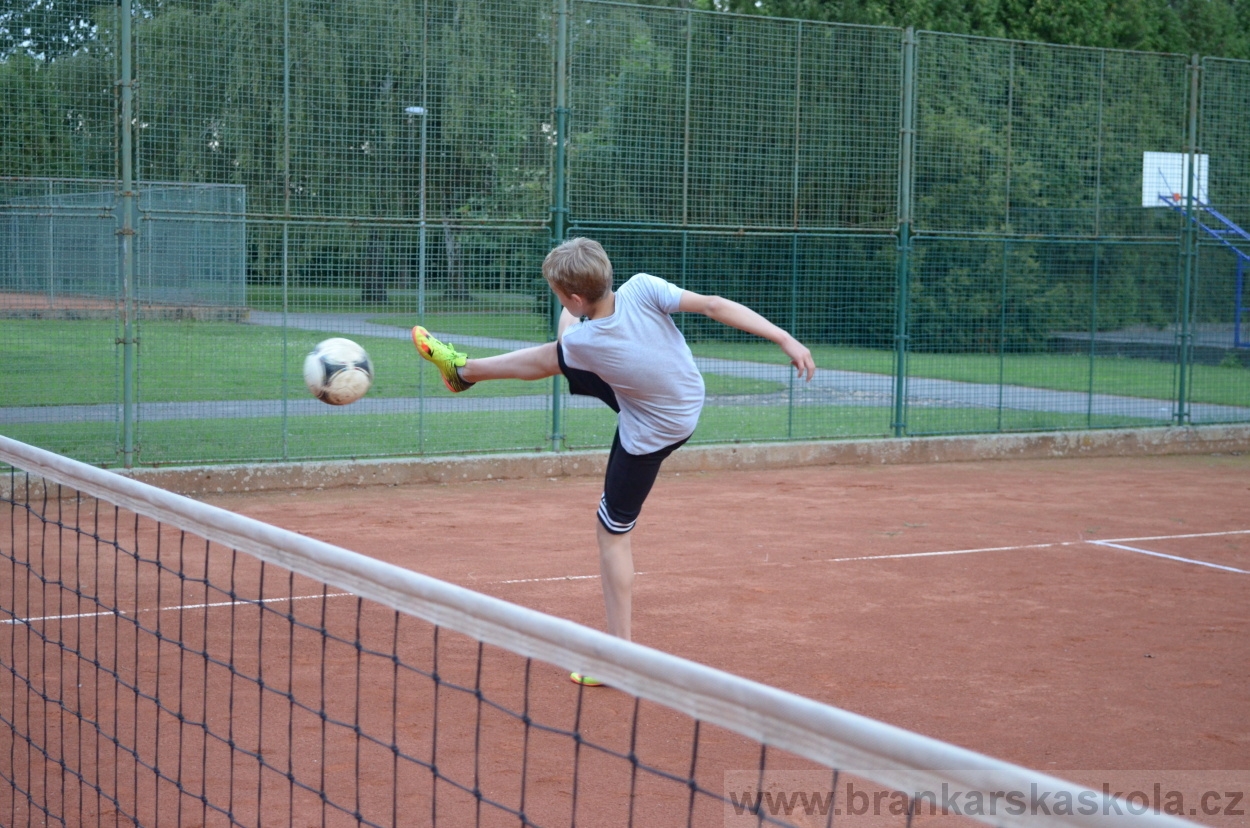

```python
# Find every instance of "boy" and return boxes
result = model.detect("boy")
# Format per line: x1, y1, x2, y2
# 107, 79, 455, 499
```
412, 237, 815, 685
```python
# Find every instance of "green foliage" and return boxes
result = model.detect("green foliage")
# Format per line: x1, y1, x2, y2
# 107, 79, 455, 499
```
1217, 352, 1244, 370
701, 0, 1248, 58
0, 46, 112, 177
1, 0, 102, 61
73, 0, 556, 297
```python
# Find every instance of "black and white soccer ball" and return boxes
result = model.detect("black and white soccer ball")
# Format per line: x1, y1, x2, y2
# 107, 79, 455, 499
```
303, 338, 373, 406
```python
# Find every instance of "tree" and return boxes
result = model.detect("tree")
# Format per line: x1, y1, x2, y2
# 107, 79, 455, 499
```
2, 0, 100, 61
685, 0, 1249, 58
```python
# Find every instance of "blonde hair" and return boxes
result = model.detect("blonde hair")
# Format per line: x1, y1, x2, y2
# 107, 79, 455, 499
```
542, 237, 612, 301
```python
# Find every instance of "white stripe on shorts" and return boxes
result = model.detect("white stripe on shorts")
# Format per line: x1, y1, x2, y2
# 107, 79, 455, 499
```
597, 494, 636, 534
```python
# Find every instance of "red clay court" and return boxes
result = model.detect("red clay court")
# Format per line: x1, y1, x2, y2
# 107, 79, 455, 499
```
5, 443, 1248, 827
199, 451, 1250, 823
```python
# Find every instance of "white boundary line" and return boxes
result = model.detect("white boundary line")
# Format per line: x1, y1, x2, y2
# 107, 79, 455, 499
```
1088, 540, 1250, 574
494, 542, 1080, 585
3, 592, 352, 626
498, 573, 600, 585
492, 532, 1249, 585
9, 533, 1246, 623
817, 541, 1077, 563
2, 608, 119, 625
1087, 529, 1250, 542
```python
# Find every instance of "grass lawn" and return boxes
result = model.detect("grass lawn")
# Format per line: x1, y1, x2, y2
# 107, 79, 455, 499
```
6, 319, 1246, 409
3, 319, 777, 406
0, 405, 1160, 468
365, 314, 1250, 408
3, 314, 1243, 466
684, 341, 1250, 408
247, 287, 542, 316
369, 311, 550, 342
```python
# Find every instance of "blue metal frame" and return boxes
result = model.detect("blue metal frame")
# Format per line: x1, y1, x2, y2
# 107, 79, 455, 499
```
1237, 255, 1246, 348
1162, 196, 1250, 348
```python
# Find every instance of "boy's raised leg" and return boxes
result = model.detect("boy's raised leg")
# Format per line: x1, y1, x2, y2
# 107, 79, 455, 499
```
461, 342, 559, 382
412, 328, 561, 387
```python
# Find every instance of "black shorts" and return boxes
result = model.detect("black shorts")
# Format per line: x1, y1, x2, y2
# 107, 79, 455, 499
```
558, 342, 689, 535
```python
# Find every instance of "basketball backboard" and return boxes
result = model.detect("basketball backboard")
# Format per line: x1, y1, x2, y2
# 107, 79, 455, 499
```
1142, 151, 1209, 207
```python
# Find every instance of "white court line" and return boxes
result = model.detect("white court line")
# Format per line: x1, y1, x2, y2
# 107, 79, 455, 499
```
498, 573, 601, 585
818, 541, 1077, 564
1, 608, 120, 625
3, 592, 352, 626
1088, 540, 1250, 574
492, 541, 1082, 586
489, 531, 1250, 586
10, 532, 1244, 620
1094, 529, 1250, 543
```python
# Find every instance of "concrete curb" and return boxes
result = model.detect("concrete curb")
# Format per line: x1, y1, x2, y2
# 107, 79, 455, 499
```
111, 424, 1250, 496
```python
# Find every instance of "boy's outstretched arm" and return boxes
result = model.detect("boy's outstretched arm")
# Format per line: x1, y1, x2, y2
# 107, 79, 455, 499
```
677, 291, 816, 381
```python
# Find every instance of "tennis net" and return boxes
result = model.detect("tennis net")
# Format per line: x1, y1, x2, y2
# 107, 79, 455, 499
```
0, 435, 1201, 828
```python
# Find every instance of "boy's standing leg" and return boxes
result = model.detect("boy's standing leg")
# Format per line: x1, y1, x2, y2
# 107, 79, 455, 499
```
590, 433, 687, 643
596, 521, 634, 640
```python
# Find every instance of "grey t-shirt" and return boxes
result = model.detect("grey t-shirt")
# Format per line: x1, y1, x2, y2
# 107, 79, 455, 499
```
560, 273, 705, 455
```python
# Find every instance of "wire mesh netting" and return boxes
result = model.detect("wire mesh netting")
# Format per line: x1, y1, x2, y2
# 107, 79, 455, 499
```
2, 183, 246, 308
1192, 56, 1250, 394
0, 0, 1247, 468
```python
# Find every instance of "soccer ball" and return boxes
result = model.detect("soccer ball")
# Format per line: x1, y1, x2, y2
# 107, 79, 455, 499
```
303, 338, 373, 405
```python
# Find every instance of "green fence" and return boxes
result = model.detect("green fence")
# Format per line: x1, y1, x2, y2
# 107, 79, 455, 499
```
1, 0, 1247, 468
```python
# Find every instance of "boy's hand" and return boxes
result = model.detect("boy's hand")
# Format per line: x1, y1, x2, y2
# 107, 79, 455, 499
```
782, 337, 816, 381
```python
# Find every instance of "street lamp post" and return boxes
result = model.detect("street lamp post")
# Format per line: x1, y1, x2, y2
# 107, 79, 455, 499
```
404, 106, 428, 318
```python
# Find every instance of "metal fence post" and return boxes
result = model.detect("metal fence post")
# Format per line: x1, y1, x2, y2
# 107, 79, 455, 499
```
789, 23, 803, 438
892, 28, 917, 438
1087, 50, 1105, 428
1177, 54, 1201, 425
549, 0, 570, 452
281, 0, 291, 460
117, 0, 139, 468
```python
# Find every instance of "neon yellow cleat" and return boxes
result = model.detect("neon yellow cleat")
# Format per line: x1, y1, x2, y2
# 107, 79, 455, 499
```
411, 326, 474, 393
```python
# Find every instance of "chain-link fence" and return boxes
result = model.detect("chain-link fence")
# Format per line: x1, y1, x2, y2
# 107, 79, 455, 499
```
1, 0, 1247, 468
